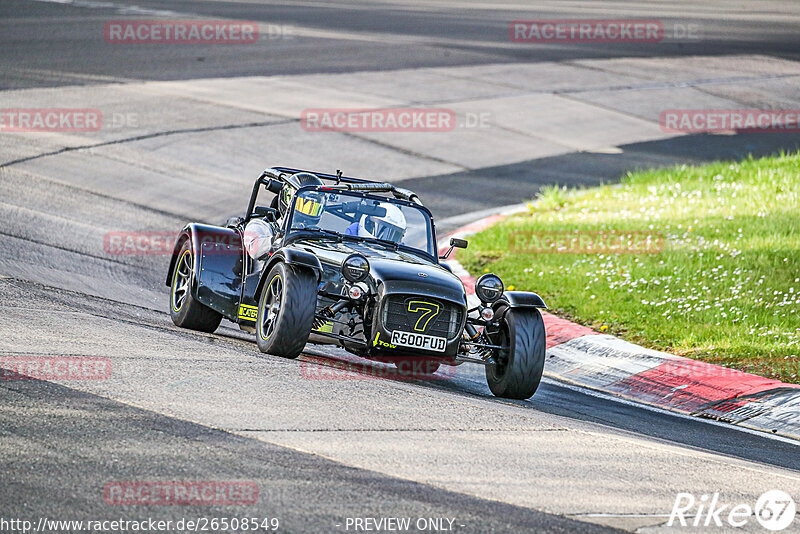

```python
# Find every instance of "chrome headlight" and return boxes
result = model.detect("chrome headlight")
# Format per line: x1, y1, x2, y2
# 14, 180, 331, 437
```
342, 253, 369, 283
475, 273, 504, 304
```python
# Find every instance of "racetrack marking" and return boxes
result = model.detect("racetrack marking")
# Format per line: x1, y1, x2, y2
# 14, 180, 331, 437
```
0, 66, 139, 85
0, 228, 148, 268
27, 0, 542, 52
245, 406, 800, 474
557, 72, 800, 95
4, 277, 800, 529
0, 118, 295, 169
541, 376, 800, 447
436, 203, 529, 232
303, 344, 800, 450
446, 206, 800, 442
1, 8, 799, 527
404, 350, 800, 451
30, 0, 181, 18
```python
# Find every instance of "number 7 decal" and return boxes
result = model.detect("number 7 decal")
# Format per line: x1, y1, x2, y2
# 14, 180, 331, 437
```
407, 301, 441, 332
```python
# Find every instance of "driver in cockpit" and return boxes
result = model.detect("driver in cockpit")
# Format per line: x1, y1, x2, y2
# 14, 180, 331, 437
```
345, 203, 407, 243
243, 172, 325, 261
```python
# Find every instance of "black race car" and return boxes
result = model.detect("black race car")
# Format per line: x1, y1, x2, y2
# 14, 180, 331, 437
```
166, 167, 547, 399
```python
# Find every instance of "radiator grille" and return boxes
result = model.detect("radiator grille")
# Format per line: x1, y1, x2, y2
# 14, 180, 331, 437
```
382, 296, 463, 340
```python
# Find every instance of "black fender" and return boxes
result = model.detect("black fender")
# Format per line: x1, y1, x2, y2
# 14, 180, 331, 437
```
165, 223, 244, 321
498, 291, 547, 310
254, 247, 322, 301
165, 226, 191, 288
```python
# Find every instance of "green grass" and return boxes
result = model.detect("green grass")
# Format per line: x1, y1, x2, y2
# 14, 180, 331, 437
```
461, 153, 800, 383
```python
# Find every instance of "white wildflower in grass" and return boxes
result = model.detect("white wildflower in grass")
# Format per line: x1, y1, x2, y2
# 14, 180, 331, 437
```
461, 153, 800, 383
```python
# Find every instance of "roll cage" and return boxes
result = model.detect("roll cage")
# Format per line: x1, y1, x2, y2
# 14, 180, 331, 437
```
244, 167, 423, 223
244, 167, 439, 262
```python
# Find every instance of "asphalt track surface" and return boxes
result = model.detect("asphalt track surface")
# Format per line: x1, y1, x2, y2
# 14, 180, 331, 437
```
2, 1, 800, 533
2, 0, 800, 89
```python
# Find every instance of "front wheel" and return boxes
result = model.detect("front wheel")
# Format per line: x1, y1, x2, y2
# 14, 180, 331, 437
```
485, 307, 545, 400
256, 262, 317, 358
169, 240, 222, 333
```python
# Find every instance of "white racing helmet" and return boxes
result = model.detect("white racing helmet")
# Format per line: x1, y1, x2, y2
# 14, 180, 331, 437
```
358, 204, 407, 243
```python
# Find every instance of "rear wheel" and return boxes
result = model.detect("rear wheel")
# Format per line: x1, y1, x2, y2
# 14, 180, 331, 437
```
256, 262, 317, 358
485, 307, 545, 400
169, 240, 222, 333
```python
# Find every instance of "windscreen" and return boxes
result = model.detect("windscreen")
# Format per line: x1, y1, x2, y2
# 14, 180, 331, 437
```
289, 189, 435, 257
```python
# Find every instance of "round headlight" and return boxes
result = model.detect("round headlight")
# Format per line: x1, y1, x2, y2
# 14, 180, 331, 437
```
475, 273, 504, 304
342, 254, 369, 283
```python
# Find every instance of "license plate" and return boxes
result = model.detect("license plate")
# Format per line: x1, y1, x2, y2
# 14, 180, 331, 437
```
391, 330, 447, 352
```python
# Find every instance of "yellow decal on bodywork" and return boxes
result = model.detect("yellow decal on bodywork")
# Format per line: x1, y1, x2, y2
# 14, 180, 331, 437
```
238, 304, 258, 321
313, 321, 334, 333
407, 301, 440, 332
373, 332, 397, 349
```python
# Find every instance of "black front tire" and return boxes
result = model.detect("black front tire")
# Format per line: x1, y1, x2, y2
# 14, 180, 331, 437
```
169, 240, 223, 333
256, 262, 317, 358
485, 307, 546, 400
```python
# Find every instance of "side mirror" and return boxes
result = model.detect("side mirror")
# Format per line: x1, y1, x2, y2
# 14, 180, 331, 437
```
439, 237, 468, 260
451, 238, 468, 249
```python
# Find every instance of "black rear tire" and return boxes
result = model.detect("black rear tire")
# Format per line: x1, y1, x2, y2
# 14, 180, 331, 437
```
485, 307, 545, 400
169, 240, 223, 333
256, 262, 317, 358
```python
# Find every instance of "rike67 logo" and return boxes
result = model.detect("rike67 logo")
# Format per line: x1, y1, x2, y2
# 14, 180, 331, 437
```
669, 490, 796, 531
